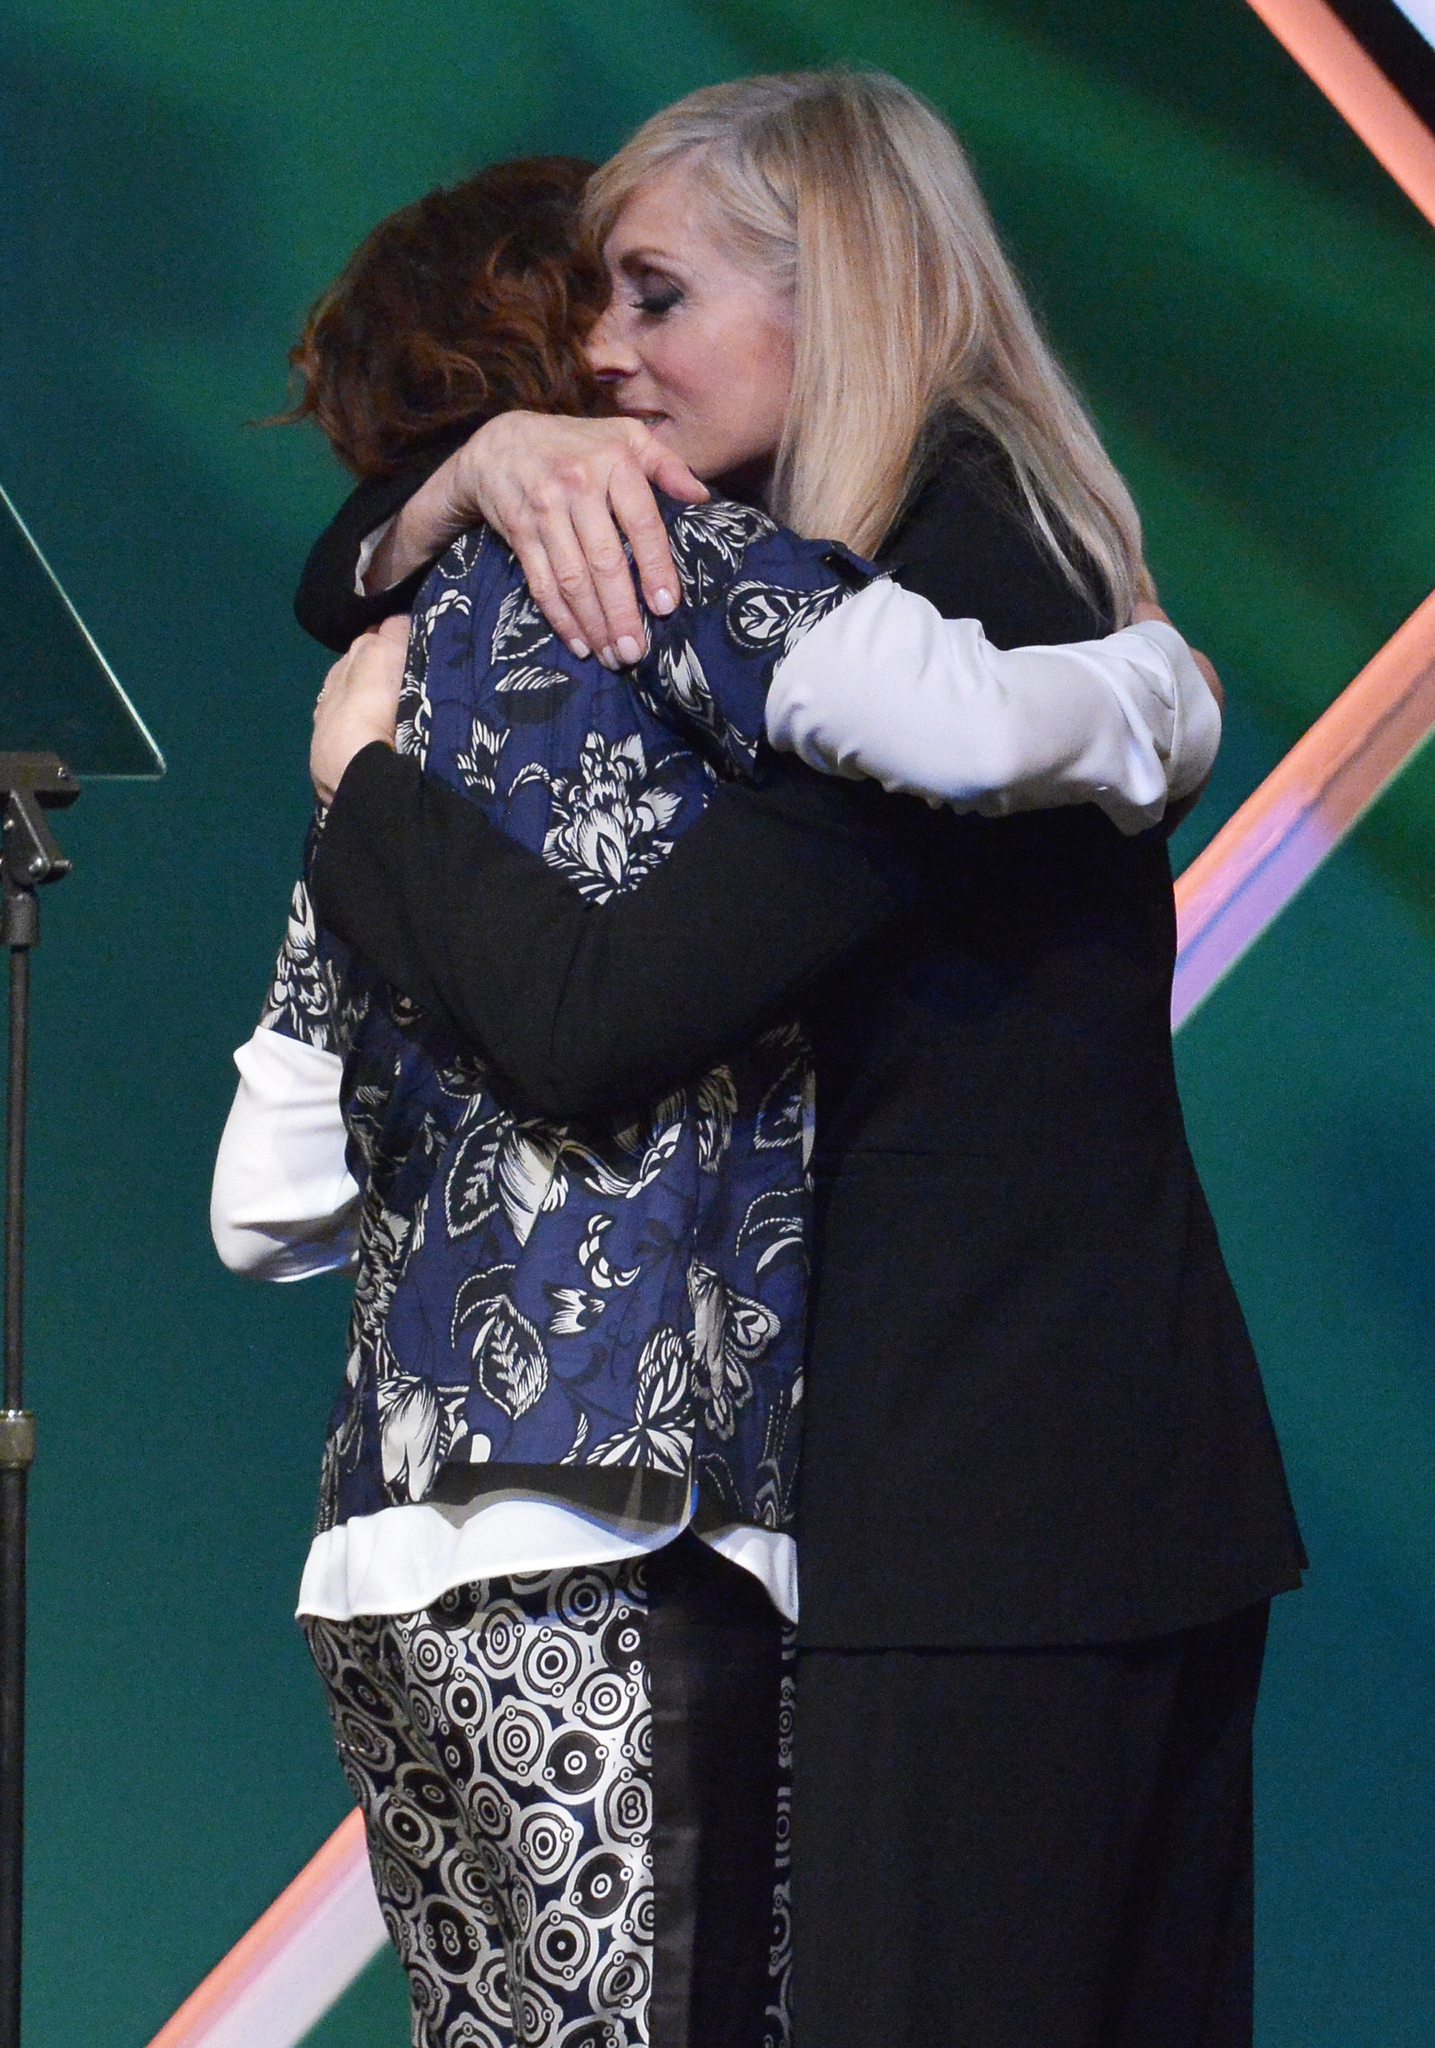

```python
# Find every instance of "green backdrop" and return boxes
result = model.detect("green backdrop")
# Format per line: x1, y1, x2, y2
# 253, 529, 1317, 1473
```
2, 2, 1433, 2041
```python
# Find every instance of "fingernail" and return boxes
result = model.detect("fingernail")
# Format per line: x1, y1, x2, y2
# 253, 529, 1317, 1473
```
569, 638, 591, 659
599, 646, 618, 670
616, 636, 642, 666
652, 587, 676, 615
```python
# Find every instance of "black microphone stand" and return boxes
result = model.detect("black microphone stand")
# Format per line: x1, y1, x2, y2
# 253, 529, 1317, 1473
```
0, 755, 78, 2048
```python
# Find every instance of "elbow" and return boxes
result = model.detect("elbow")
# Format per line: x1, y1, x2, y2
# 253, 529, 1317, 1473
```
211, 1202, 271, 1278
495, 1044, 643, 1125
908, 729, 1027, 806
210, 1186, 360, 1282
210, 1210, 359, 1282
481, 1005, 668, 1124
955, 732, 1026, 802
210, 1157, 262, 1274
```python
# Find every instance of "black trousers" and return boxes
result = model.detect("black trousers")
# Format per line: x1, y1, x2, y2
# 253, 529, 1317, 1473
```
647, 1534, 790, 2048
793, 1602, 1270, 2048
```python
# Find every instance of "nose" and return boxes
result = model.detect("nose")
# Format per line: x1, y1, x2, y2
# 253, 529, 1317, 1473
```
586, 301, 638, 381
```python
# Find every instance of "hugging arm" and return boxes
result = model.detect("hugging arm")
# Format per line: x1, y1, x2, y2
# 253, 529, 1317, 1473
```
767, 587, 1220, 835
309, 584, 1204, 1117
307, 436, 1199, 1122
310, 743, 912, 1122
294, 417, 706, 659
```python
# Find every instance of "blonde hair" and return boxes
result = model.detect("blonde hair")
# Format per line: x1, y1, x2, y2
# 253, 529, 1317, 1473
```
585, 70, 1144, 620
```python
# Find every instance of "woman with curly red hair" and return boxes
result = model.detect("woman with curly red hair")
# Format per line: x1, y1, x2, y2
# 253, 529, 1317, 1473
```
284, 155, 607, 479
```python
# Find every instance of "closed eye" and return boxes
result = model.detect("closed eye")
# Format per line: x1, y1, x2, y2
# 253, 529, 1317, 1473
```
634, 281, 683, 318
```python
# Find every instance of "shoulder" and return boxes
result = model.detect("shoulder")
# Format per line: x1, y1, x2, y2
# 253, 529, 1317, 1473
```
658, 496, 778, 597
657, 492, 871, 669
641, 497, 868, 778
416, 524, 513, 611
657, 493, 870, 595
410, 525, 538, 670
880, 418, 1111, 648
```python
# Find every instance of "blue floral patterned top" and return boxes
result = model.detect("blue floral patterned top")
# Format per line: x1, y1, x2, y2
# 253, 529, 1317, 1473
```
260, 499, 868, 1541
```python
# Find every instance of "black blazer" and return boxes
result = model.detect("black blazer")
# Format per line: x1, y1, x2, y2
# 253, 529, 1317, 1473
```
308, 432, 1305, 1648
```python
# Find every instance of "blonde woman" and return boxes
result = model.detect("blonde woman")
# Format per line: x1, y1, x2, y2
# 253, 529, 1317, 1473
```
306, 73, 1302, 2048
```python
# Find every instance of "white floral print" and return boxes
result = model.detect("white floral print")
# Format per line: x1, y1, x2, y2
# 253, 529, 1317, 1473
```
586, 1327, 695, 1472
513, 731, 683, 901
688, 1262, 780, 1441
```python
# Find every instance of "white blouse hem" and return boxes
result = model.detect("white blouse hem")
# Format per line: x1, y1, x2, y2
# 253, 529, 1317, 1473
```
297, 1494, 798, 1624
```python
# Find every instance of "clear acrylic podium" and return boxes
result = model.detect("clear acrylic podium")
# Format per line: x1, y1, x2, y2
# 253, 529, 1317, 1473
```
0, 483, 162, 2047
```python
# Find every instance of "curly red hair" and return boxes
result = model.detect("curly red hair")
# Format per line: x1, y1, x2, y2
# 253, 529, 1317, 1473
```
284, 157, 608, 478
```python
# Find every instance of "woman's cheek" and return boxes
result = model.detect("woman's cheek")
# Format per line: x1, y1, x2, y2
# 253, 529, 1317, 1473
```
649, 332, 707, 413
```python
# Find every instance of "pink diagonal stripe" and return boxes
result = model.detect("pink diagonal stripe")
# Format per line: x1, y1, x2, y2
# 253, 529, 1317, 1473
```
143, 1808, 385, 2048
1246, 0, 1435, 230
1174, 587, 1435, 1026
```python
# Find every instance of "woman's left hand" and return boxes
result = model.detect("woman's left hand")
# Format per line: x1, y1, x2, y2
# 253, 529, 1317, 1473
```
311, 614, 409, 806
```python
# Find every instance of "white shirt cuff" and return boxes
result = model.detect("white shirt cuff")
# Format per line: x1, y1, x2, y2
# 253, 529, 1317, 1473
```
354, 515, 399, 597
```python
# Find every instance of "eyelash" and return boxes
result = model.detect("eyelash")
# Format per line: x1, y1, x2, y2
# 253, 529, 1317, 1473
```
633, 282, 683, 318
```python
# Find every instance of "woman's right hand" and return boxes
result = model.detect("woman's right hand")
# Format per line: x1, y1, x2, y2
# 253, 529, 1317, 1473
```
311, 614, 409, 807
372, 414, 708, 666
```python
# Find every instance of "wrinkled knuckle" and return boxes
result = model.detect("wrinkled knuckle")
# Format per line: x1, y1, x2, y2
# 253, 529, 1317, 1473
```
526, 480, 565, 519
627, 516, 664, 553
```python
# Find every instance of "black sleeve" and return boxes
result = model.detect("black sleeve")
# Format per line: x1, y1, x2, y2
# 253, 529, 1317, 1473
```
311, 742, 915, 1120
294, 451, 455, 652
308, 430, 1108, 1115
